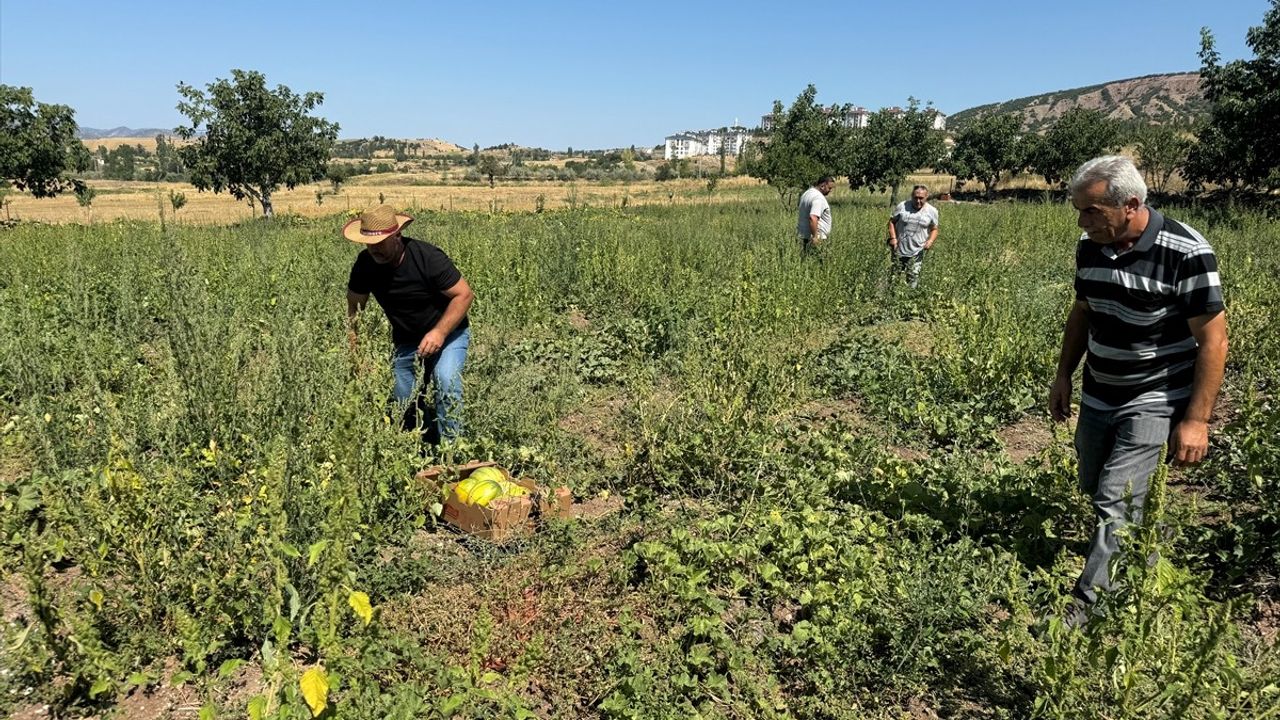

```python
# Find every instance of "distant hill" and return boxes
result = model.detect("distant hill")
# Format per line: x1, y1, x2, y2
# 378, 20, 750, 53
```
950, 72, 1206, 132
78, 126, 172, 139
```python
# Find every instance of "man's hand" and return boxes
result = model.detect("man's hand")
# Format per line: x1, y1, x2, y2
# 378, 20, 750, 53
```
1049, 375, 1073, 422
888, 237, 898, 251
417, 328, 447, 357
1169, 419, 1209, 465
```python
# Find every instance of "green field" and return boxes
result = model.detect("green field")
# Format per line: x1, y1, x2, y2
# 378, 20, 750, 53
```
1, 191, 1278, 718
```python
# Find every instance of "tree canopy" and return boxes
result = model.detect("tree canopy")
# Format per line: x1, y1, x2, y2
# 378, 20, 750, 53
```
744, 85, 845, 208
0, 85, 87, 198
944, 112, 1024, 198
1185, 1, 1280, 191
1024, 108, 1120, 188
175, 70, 338, 218
844, 99, 945, 206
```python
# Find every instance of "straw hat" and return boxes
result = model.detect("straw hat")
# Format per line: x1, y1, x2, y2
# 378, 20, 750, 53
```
342, 204, 414, 244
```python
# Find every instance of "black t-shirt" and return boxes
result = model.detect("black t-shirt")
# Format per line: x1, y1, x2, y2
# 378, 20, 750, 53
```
347, 237, 468, 346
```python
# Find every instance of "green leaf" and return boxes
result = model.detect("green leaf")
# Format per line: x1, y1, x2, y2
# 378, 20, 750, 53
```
217, 658, 246, 679
300, 667, 329, 717
88, 677, 112, 698
308, 540, 329, 567
440, 693, 465, 714
286, 582, 301, 621
279, 542, 301, 559
247, 695, 268, 720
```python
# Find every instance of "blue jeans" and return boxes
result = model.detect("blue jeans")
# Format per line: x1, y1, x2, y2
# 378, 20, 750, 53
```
1072, 403, 1176, 603
392, 326, 470, 444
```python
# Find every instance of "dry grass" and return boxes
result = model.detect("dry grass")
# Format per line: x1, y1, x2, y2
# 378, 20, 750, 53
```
4, 175, 767, 225
80, 136, 186, 153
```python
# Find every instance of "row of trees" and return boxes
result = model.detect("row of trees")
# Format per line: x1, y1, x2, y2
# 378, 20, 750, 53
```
748, 0, 1280, 206
2, 70, 336, 219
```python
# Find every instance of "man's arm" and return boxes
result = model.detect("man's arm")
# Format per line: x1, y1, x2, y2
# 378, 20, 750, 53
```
347, 290, 369, 320
1169, 311, 1228, 465
924, 222, 938, 250
887, 216, 898, 251
347, 290, 369, 351
809, 213, 822, 242
416, 278, 476, 356
1050, 299, 1090, 421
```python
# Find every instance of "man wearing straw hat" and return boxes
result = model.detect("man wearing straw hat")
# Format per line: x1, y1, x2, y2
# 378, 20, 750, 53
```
345, 204, 475, 444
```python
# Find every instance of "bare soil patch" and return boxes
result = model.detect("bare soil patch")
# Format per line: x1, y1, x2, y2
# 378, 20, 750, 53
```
1251, 596, 1280, 645
557, 395, 629, 457
2, 572, 29, 624
997, 414, 1057, 464
113, 657, 202, 719
787, 397, 869, 430
861, 319, 935, 356
569, 493, 624, 521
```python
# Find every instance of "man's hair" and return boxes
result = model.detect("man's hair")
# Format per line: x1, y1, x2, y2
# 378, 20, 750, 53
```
1070, 155, 1147, 206
815, 175, 835, 186
912, 184, 928, 195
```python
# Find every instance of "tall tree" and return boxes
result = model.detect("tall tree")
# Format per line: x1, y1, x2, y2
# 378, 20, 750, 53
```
1134, 125, 1193, 194
844, 98, 945, 206
175, 70, 338, 218
1185, 2, 1280, 191
0, 85, 86, 198
944, 112, 1025, 199
744, 85, 847, 208
477, 154, 505, 188
1025, 108, 1120, 188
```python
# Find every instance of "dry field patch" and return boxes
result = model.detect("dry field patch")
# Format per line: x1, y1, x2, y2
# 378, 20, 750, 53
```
5, 176, 767, 225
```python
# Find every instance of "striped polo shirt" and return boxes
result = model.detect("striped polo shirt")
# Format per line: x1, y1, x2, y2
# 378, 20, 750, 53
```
1074, 207, 1224, 412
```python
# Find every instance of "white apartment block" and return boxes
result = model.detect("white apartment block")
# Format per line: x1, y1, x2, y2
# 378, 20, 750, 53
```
663, 126, 753, 160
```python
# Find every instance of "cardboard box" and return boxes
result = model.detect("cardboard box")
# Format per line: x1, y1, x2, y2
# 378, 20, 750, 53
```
416, 461, 572, 542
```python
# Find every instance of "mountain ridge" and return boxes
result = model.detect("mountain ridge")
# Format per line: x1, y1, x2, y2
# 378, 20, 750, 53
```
949, 72, 1206, 132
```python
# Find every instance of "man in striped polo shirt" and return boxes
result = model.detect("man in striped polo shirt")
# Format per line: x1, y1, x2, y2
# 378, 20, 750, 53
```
1049, 155, 1228, 616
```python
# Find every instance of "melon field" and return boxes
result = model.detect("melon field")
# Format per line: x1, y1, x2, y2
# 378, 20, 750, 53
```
1, 189, 1278, 719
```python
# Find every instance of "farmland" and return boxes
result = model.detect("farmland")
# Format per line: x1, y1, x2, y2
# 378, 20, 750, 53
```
1, 186, 1278, 719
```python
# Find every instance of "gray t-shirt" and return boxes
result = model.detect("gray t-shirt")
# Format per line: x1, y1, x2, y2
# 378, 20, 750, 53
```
797, 187, 832, 240
891, 201, 939, 257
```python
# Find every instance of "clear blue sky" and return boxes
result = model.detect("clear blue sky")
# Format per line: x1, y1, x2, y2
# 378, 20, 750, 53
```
0, 0, 1269, 150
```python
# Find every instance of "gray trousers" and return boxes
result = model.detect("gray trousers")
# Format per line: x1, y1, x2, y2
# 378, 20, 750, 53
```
1072, 403, 1176, 604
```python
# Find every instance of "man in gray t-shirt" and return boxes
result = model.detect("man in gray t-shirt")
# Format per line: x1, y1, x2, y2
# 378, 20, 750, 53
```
797, 176, 835, 252
888, 185, 939, 288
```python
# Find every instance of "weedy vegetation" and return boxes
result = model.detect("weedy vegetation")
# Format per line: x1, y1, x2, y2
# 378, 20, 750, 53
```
1, 187, 1277, 718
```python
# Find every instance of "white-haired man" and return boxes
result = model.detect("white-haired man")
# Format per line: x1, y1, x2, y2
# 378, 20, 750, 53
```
1050, 155, 1227, 620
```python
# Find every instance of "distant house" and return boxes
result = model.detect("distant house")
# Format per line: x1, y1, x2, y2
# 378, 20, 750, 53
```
663, 126, 753, 160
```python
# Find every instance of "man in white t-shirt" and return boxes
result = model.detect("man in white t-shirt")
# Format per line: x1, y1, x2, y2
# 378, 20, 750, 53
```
797, 176, 835, 253
887, 184, 939, 288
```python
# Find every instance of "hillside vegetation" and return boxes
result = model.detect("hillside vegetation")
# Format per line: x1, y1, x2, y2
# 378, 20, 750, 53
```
950, 72, 1206, 131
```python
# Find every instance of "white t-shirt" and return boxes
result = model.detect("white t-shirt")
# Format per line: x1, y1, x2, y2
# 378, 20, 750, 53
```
891, 201, 938, 257
797, 187, 832, 240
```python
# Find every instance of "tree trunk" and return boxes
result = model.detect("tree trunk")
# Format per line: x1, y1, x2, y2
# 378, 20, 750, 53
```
261, 190, 274, 218
889, 181, 900, 207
